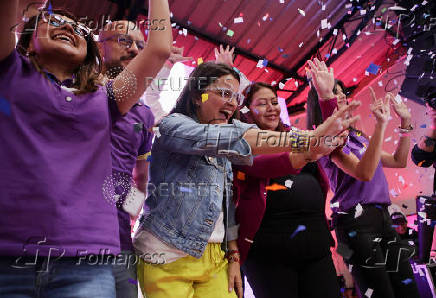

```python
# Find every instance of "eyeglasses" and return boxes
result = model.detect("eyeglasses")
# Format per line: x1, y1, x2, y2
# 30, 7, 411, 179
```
41, 12, 91, 37
206, 87, 244, 106
100, 34, 145, 51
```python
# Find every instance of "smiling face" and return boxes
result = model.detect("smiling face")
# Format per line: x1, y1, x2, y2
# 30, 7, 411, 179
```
249, 87, 281, 130
100, 21, 145, 70
196, 74, 240, 124
28, 13, 88, 68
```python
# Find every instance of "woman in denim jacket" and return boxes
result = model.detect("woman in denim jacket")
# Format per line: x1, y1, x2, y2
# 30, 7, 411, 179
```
133, 62, 359, 298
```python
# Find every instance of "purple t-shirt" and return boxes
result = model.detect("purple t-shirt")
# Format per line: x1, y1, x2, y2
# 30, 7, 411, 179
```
111, 104, 154, 251
0, 50, 121, 257
319, 130, 391, 212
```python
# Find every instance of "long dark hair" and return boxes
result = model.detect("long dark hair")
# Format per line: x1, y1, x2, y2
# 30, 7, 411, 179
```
306, 80, 349, 130
171, 62, 241, 121
240, 82, 288, 132
16, 9, 102, 94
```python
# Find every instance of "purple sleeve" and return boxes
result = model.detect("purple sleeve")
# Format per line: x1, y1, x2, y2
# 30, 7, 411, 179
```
319, 97, 338, 121
138, 107, 155, 155
105, 81, 122, 122
234, 152, 301, 179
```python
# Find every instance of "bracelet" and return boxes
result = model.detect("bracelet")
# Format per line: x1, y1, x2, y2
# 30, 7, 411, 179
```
226, 250, 240, 263
288, 130, 310, 153
398, 124, 414, 133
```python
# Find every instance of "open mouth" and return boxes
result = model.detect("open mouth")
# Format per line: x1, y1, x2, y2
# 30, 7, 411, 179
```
219, 110, 232, 120
52, 33, 75, 46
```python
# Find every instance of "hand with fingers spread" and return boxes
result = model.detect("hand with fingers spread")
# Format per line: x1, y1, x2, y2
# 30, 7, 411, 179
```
215, 44, 235, 67
306, 58, 335, 100
168, 46, 193, 65
369, 87, 390, 127
390, 95, 411, 122
307, 100, 361, 159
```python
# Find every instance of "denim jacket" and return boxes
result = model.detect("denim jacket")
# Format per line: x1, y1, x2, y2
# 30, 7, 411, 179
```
139, 113, 257, 258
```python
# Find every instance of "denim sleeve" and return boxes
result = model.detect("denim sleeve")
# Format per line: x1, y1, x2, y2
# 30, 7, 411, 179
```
412, 144, 436, 167
158, 113, 257, 164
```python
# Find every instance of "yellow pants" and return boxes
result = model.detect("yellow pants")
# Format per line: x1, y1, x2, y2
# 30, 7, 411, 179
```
137, 243, 237, 298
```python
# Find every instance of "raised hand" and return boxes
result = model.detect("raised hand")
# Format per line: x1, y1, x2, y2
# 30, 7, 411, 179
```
215, 44, 235, 67
391, 95, 411, 121
308, 101, 361, 158
369, 87, 390, 126
306, 58, 335, 100
168, 46, 193, 64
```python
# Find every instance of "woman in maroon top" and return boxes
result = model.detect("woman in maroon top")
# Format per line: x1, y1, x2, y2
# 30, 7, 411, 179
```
233, 82, 343, 298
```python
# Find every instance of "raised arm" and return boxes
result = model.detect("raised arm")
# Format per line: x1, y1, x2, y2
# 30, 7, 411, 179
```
380, 96, 412, 168
0, 0, 19, 61
412, 105, 436, 167
331, 89, 390, 181
113, 0, 172, 115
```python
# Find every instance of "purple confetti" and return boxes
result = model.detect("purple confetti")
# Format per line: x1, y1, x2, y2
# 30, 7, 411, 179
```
401, 278, 413, 285
366, 63, 380, 75
290, 225, 306, 238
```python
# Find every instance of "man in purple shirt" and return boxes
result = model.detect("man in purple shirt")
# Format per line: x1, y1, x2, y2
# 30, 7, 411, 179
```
99, 20, 155, 298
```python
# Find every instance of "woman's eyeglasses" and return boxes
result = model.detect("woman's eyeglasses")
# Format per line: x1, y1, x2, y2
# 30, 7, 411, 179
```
100, 34, 145, 51
41, 12, 91, 37
206, 88, 244, 106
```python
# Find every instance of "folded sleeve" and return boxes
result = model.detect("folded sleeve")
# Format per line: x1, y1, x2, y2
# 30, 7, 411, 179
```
319, 97, 338, 121
157, 114, 257, 165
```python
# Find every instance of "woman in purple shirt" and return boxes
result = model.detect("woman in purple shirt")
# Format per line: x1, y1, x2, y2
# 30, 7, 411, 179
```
306, 59, 419, 298
0, 1, 172, 297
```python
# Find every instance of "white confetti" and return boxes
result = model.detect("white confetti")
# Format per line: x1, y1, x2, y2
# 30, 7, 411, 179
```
285, 179, 293, 189
279, 82, 285, 89
299, 42, 304, 48
182, 28, 187, 36
418, 211, 427, 219
399, 175, 405, 185
322, 4, 326, 10
333, 29, 338, 35
355, 203, 363, 218
393, 39, 400, 46
240, 106, 250, 114
378, 81, 383, 87
409, 240, 415, 246
330, 201, 340, 209
332, 48, 337, 55
365, 288, 373, 297
234, 17, 244, 24
152, 127, 161, 138
394, 95, 402, 104
298, 9, 305, 16
373, 238, 382, 242
257, 60, 265, 68
360, 10, 366, 15
385, 136, 392, 142
279, 0, 284, 3
321, 19, 328, 29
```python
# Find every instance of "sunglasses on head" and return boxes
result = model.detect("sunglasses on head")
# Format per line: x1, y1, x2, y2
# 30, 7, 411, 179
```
41, 12, 91, 37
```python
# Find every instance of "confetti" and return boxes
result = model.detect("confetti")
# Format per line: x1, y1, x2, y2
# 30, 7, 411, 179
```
265, 183, 287, 191
290, 225, 306, 238
332, 48, 337, 55
227, 29, 234, 37
321, 19, 328, 29
385, 137, 392, 142
152, 127, 161, 138
197, 57, 203, 65
299, 42, 304, 48
373, 238, 382, 242
234, 17, 244, 24
237, 171, 246, 181
201, 93, 209, 102
420, 124, 427, 128
128, 278, 137, 285
0, 97, 11, 116
240, 106, 250, 114
366, 63, 380, 75
279, 82, 285, 89
348, 231, 357, 237
378, 81, 383, 87
330, 201, 340, 209
298, 9, 305, 16
365, 288, 374, 297
355, 203, 363, 218
182, 28, 187, 36
285, 179, 293, 189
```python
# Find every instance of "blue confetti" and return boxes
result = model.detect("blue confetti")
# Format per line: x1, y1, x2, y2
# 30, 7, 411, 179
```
325, 53, 331, 59
146, 155, 152, 162
366, 63, 380, 75
420, 124, 427, 128
278, 47, 284, 53
290, 225, 306, 238
348, 231, 357, 237
262, 59, 268, 67
128, 278, 137, 285
282, 54, 289, 58
0, 97, 11, 116
402, 278, 413, 285
247, 39, 251, 44
47, 1, 53, 14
